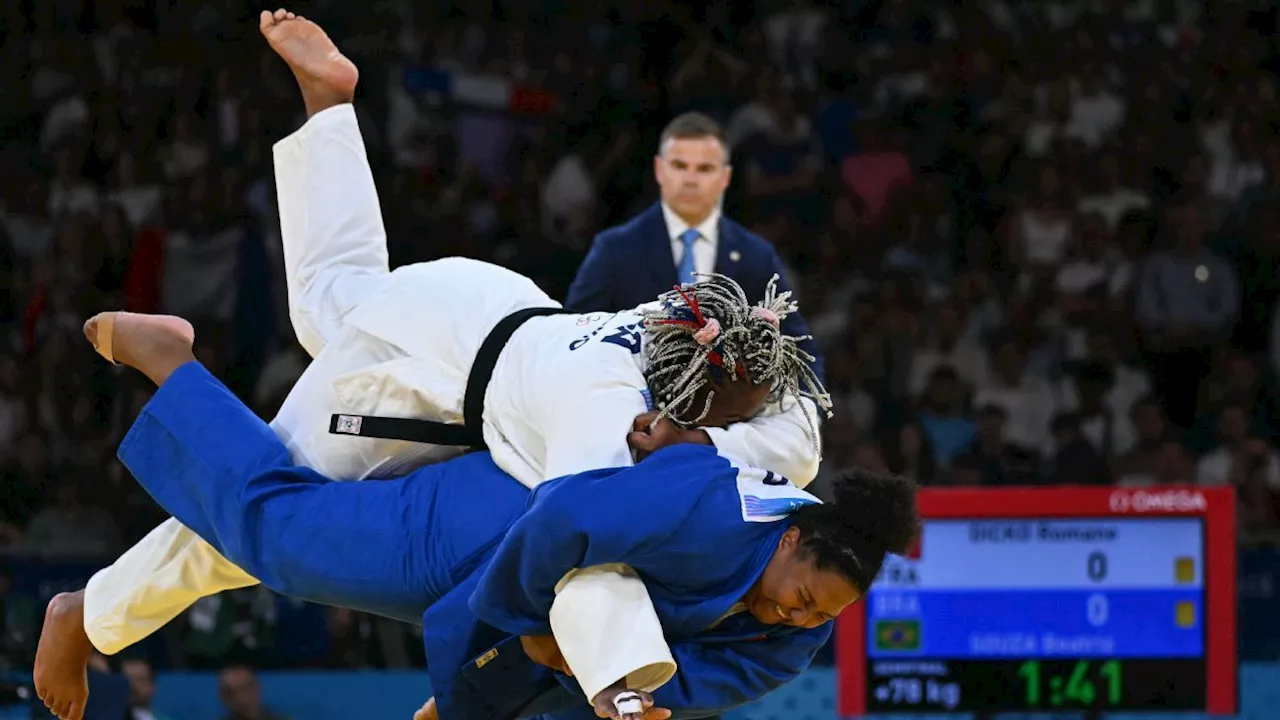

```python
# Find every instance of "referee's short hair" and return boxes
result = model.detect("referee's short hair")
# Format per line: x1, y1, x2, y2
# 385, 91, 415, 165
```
659, 112, 728, 155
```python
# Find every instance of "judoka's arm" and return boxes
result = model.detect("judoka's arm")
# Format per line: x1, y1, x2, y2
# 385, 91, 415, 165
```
540, 625, 832, 720
469, 448, 724, 635
471, 447, 737, 711
469, 477, 682, 711
702, 396, 822, 487
653, 625, 831, 718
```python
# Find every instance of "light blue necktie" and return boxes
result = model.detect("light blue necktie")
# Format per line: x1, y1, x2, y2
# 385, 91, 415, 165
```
676, 228, 700, 285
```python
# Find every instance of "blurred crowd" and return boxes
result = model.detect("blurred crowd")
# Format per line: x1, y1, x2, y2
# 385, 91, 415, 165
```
0, 0, 1278, 680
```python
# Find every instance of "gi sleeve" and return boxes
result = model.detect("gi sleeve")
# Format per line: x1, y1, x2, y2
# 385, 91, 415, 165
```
549, 565, 676, 704
532, 624, 832, 720
653, 624, 832, 719
702, 396, 822, 488
468, 446, 724, 636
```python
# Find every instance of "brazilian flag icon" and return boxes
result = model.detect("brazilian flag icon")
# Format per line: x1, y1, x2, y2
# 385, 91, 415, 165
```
874, 619, 921, 651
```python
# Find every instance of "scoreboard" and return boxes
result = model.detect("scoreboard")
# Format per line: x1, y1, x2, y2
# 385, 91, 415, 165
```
837, 486, 1237, 716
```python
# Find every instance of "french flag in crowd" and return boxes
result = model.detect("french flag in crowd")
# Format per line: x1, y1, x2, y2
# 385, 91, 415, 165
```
402, 66, 559, 116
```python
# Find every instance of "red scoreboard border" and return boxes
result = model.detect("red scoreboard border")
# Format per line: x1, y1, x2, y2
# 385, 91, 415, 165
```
836, 485, 1237, 716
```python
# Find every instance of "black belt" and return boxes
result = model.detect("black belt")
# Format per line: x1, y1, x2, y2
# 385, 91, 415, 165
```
328, 306, 574, 449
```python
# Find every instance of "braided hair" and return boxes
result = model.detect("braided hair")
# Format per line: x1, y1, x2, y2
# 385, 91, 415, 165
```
640, 273, 832, 436
789, 468, 920, 592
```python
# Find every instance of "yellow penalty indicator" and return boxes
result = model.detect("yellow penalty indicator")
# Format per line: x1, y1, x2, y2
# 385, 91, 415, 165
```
1175, 601, 1197, 629
1174, 556, 1195, 584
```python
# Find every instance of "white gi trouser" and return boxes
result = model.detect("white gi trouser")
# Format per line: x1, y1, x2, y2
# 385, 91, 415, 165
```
83, 104, 674, 702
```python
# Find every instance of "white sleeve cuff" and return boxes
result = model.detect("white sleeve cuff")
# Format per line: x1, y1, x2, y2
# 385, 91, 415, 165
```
550, 564, 677, 703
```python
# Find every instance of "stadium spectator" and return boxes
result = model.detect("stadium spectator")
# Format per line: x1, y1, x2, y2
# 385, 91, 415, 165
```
121, 657, 170, 720
218, 665, 288, 720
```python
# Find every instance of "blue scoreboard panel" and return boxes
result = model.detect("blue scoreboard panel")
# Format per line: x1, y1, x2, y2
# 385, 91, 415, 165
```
839, 487, 1237, 716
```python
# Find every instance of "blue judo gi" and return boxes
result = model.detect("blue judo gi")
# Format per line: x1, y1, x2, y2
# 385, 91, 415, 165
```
116, 362, 832, 720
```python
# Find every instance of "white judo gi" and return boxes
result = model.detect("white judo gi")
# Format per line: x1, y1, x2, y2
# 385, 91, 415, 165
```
82, 104, 821, 701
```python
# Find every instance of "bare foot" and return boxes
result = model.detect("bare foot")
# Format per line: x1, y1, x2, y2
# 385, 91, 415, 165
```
84, 312, 196, 386
34, 591, 93, 720
259, 8, 358, 117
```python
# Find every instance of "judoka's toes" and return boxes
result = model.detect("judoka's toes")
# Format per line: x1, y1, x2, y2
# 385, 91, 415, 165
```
260, 12, 357, 115
82, 315, 102, 350
413, 698, 438, 720
55, 700, 85, 720
34, 592, 92, 720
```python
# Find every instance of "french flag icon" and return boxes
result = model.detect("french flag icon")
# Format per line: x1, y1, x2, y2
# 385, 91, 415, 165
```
904, 535, 921, 560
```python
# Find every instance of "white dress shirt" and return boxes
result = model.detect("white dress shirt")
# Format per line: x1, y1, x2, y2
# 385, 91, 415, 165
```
662, 202, 721, 278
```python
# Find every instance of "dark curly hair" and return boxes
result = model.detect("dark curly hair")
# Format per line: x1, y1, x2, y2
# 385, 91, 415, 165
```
789, 467, 920, 592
